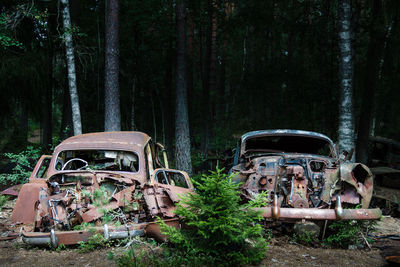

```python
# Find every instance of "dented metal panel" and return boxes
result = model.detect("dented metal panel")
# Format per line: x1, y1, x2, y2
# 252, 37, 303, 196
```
11, 181, 47, 224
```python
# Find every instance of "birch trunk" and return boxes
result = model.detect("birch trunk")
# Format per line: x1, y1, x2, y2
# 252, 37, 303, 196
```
175, 0, 192, 176
61, 0, 82, 136
104, 0, 121, 131
337, 0, 355, 158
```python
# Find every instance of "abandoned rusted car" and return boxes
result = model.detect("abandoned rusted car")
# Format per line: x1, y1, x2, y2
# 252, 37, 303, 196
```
230, 130, 382, 224
10, 132, 193, 246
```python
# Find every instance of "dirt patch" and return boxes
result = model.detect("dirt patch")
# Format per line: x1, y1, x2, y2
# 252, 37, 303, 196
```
0, 198, 398, 266
0, 238, 389, 267
262, 238, 386, 267
0, 242, 118, 267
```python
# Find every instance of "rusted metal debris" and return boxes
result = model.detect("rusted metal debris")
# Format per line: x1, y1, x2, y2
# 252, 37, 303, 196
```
10, 131, 193, 246
0, 184, 22, 197
231, 130, 382, 222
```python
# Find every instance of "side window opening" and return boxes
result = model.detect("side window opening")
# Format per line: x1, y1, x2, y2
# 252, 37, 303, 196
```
155, 170, 189, 188
36, 158, 51, 178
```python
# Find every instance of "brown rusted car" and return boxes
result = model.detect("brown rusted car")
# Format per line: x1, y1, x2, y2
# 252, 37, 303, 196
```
230, 130, 382, 225
11, 132, 193, 247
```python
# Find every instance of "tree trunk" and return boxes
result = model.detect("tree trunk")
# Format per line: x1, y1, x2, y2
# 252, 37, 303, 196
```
209, 0, 217, 124
187, 8, 194, 129
104, 0, 121, 131
218, 0, 230, 122
356, 0, 385, 164
61, 0, 82, 135
18, 96, 28, 145
337, 0, 355, 158
60, 81, 74, 141
175, 0, 192, 176
201, 20, 210, 156
202, 0, 217, 156
42, 47, 53, 147
130, 76, 136, 131
164, 39, 174, 157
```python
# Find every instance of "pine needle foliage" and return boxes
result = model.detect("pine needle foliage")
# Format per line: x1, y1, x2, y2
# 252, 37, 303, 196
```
158, 167, 268, 266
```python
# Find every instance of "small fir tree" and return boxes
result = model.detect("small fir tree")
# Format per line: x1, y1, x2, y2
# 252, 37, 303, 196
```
158, 167, 268, 266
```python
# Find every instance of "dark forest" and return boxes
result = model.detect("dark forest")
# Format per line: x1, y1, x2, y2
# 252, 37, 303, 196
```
1, 0, 399, 174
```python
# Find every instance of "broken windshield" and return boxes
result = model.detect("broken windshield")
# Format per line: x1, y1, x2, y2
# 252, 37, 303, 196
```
55, 150, 139, 172
244, 135, 333, 157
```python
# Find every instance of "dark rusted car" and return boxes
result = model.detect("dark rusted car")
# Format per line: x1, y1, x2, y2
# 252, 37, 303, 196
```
11, 132, 193, 246
230, 130, 382, 224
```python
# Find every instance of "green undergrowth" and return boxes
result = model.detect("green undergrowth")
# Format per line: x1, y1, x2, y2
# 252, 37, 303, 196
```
77, 234, 111, 253
323, 220, 376, 248
0, 195, 9, 208
0, 146, 42, 185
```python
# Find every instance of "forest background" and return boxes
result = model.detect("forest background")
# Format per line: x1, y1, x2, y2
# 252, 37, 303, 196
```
0, 0, 399, 176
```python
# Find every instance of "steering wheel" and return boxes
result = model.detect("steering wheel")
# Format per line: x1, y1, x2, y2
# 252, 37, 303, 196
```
62, 158, 88, 171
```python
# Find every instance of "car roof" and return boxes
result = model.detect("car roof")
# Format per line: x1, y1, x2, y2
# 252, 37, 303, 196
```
54, 131, 151, 152
241, 129, 334, 144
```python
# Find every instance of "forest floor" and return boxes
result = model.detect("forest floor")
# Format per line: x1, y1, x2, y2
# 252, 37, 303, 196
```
0, 199, 399, 267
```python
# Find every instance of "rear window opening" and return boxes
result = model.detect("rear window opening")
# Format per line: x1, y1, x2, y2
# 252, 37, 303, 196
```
55, 150, 139, 173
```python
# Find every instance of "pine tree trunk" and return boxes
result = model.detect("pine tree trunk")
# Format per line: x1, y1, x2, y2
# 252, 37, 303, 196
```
175, 0, 192, 176
337, 0, 355, 157
220, 1, 233, 120
202, 0, 217, 156
60, 82, 73, 140
209, 0, 218, 121
164, 39, 174, 157
104, 0, 121, 131
130, 76, 136, 131
187, 8, 194, 126
201, 21, 210, 156
42, 47, 53, 147
61, 0, 82, 136
18, 96, 28, 144
356, 0, 385, 164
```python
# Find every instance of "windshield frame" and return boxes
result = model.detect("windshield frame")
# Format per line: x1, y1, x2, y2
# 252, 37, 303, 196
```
240, 130, 337, 159
52, 148, 141, 174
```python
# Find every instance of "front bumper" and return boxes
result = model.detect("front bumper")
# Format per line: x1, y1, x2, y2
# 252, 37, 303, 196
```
22, 219, 179, 247
255, 195, 382, 221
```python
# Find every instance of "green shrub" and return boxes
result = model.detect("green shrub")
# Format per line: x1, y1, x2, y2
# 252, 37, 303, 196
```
157, 167, 268, 266
0, 146, 42, 185
292, 232, 317, 245
116, 243, 211, 267
324, 220, 376, 248
77, 233, 110, 253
